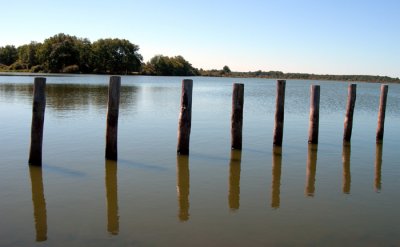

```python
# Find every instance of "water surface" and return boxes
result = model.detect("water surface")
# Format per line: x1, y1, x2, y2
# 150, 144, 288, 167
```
0, 75, 399, 246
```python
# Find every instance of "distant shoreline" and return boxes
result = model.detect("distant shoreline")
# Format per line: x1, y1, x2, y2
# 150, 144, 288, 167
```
1, 71, 398, 84
198, 70, 400, 84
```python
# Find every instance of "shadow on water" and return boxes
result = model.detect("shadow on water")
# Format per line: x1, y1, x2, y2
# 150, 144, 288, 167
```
305, 144, 318, 197
271, 147, 282, 209
375, 143, 383, 192
42, 164, 86, 177
29, 165, 47, 242
105, 160, 119, 235
342, 144, 351, 194
176, 155, 190, 222
118, 159, 169, 172
228, 150, 242, 211
189, 152, 229, 164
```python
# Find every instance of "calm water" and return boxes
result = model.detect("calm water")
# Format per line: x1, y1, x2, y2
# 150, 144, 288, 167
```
0, 75, 399, 246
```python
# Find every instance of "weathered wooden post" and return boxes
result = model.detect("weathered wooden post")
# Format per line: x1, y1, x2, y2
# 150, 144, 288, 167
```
231, 83, 244, 150
29, 77, 46, 166
376, 84, 388, 143
273, 80, 286, 146
105, 76, 121, 160
177, 79, 193, 155
343, 84, 357, 143
308, 85, 320, 144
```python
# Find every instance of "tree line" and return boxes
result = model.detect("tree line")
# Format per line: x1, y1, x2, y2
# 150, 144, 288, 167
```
1, 33, 399, 83
200, 69, 400, 83
0, 33, 198, 76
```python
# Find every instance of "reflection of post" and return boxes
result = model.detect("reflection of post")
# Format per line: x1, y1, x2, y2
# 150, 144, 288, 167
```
271, 147, 282, 208
229, 150, 242, 211
342, 144, 351, 194
29, 165, 47, 242
305, 144, 318, 197
375, 143, 383, 192
176, 155, 190, 221
105, 160, 119, 235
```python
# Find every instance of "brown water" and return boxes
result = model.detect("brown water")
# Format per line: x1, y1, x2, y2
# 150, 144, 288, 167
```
0, 75, 399, 246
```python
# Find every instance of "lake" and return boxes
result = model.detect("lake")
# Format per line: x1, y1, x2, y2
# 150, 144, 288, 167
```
0, 75, 399, 246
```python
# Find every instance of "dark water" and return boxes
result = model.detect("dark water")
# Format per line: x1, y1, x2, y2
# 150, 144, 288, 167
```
0, 75, 399, 246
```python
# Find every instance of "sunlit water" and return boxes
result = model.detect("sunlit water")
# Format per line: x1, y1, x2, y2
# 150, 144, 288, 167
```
0, 75, 399, 246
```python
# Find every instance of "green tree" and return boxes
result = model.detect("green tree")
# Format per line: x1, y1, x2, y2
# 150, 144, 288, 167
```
76, 38, 93, 73
148, 55, 172, 75
37, 33, 81, 72
0, 45, 18, 66
223, 65, 231, 73
17, 42, 41, 69
173, 56, 199, 76
92, 38, 142, 74
144, 55, 198, 76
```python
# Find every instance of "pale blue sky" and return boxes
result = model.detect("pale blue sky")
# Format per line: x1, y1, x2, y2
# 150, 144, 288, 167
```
1, 0, 399, 77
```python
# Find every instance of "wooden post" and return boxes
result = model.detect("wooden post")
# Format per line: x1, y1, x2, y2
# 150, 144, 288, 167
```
273, 80, 286, 146
177, 79, 193, 155
29, 77, 46, 166
308, 85, 320, 144
105, 76, 121, 160
231, 83, 244, 150
343, 84, 357, 142
376, 84, 388, 143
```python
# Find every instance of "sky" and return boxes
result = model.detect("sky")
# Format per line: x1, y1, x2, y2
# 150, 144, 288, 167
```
0, 0, 399, 77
